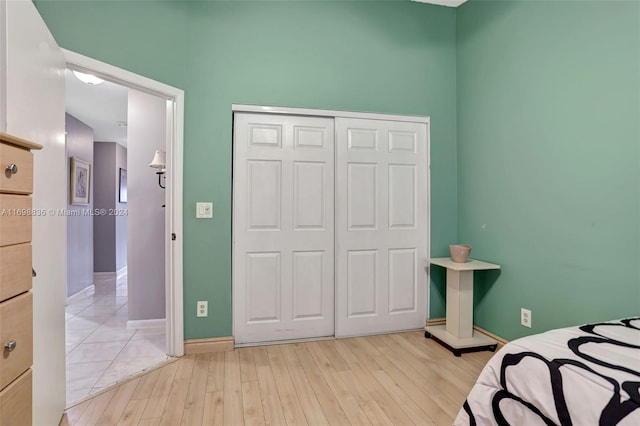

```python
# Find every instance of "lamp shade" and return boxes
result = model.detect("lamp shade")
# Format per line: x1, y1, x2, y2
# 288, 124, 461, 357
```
149, 150, 166, 169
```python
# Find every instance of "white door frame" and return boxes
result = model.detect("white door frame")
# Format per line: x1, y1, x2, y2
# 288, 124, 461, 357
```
63, 49, 185, 356
231, 104, 431, 340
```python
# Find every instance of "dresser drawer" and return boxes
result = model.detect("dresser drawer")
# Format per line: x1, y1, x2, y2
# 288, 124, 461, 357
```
0, 292, 32, 390
0, 245, 31, 303
0, 195, 31, 247
0, 143, 33, 195
0, 369, 31, 426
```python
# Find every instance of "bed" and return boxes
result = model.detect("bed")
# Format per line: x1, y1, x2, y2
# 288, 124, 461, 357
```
455, 317, 640, 425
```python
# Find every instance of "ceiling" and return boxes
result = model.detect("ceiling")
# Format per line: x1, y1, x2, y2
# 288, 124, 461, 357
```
65, 69, 128, 147
412, 0, 468, 7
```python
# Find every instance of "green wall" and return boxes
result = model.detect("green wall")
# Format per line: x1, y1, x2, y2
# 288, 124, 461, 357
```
35, 0, 458, 338
457, 0, 640, 340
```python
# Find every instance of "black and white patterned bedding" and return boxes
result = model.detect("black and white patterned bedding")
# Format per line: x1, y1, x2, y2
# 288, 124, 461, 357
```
455, 318, 640, 425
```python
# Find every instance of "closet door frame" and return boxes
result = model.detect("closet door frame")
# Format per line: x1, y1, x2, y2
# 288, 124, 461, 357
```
232, 104, 431, 345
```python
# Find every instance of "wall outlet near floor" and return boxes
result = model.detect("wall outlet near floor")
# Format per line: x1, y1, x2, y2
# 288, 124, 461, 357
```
197, 301, 208, 317
521, 308, 532, 328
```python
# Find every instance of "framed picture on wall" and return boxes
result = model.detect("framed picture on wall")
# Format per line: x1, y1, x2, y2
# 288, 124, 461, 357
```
70, 157, 91, 205
119, 168, 128, 203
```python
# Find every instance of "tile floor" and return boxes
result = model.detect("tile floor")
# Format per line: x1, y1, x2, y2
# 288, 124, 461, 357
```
65, 272, 172, 406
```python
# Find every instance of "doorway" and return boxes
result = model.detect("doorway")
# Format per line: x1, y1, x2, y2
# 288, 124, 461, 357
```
62, 50, 184, 404
232, 106, 430, 345
64, 73, 174, 404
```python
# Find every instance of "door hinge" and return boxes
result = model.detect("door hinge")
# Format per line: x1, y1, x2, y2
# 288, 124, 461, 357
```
172, 233, 176, 241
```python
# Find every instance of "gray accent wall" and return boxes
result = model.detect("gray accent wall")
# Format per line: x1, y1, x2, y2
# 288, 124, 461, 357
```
66, 113, 94, 298
93, 142, 127, 273
115, 143, 127, 270
93, 142, 116, 272
127, 89, 166, 321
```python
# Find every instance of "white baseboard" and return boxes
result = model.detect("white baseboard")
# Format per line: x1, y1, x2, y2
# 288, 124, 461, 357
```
94, 272, 116, 280
116, 266, 128, 279
127, 319, 166, 329
66, 285, 95, 304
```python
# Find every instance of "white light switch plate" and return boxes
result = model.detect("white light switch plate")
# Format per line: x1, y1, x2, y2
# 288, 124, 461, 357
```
196, 202, 213, 218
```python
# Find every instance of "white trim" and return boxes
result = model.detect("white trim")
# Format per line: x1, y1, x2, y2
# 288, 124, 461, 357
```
63, 49, 182, 101
231, 123, 237, 343
127, 318, 166, 330
95, 266, 127, 280
0, 1, 6, 132
234, 329, 423, 348
234, 335, 335, 348
93, 272, 116, 280
116, 265, 128, 279
165, 94, 184, 357
232, 104, 430, 124
63, 49, 184, 357
412, 0, 467, 7
66, 284, 95, 304
426, 121, 431, 320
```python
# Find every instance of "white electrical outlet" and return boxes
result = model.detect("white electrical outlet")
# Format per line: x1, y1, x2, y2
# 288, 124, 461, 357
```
521, 308, 532, 328
196, 202, 213, 219
197, 301, 208, 317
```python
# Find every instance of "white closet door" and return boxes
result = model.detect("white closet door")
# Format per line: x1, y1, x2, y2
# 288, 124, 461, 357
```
335, 117, 428, 337
233, 113, 334, 344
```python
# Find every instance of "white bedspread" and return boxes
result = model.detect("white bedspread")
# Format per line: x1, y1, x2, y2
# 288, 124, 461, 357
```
455, 318, 640, 425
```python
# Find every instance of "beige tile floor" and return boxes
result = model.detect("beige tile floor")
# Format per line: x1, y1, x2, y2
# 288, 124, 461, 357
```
65, 273, 171, 406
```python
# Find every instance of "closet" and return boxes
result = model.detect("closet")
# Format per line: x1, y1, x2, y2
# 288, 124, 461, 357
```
233, 108, 428, 344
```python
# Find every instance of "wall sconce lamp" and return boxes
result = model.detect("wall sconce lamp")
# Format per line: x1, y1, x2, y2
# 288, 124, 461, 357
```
148, 150, 166, 189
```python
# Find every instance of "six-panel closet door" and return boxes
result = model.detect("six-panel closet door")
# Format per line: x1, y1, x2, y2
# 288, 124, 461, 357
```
335, 117, 428, 337
233, 113, 335, 344
233, 112, 428, 344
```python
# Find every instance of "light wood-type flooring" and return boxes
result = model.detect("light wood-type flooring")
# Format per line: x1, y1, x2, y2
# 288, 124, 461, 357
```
61, 331, 494, 426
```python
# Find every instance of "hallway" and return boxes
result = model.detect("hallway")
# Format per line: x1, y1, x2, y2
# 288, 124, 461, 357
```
65, 273, 171, 405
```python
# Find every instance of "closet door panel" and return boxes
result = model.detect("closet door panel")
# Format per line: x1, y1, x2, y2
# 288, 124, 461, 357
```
336, 117, 428, 337
233, 113, 334, 344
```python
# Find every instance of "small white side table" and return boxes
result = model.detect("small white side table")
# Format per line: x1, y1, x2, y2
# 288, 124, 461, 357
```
425, 257, 501, 356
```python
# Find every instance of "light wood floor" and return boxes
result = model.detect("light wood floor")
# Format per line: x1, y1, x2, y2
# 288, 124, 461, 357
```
61, 331, 494, 426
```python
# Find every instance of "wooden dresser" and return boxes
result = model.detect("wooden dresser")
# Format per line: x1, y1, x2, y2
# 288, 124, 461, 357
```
0, 132, 42, 425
